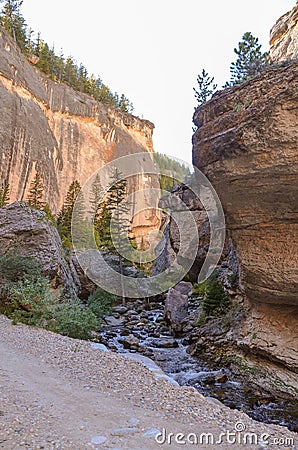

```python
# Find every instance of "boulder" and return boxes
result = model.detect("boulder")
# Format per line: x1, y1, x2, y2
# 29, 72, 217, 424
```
164, 283, 191, 335
147, 337, 178, 348
269, 2, 298, 63
120, 334, 140, 349
104, 316, 125, 327
0, 202, 78, 297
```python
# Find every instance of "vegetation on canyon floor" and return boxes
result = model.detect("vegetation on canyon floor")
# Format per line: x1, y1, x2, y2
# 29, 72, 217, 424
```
0, 254, 115, 340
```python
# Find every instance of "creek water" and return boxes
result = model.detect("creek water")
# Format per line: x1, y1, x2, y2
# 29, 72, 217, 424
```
99, 303, 298, 432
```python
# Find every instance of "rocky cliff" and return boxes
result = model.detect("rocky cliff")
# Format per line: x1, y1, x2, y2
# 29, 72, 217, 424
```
193, 61, 298, 308
0, 27, 160, 243
153, 5, 298, 397
190, 7, 298, 394
269, 1, 298, 63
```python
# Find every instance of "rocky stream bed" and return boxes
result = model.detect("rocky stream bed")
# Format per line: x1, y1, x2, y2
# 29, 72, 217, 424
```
98, 296, 298, 433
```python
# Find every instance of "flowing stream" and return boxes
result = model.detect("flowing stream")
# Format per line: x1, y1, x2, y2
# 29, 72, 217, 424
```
99, 302, 298, 432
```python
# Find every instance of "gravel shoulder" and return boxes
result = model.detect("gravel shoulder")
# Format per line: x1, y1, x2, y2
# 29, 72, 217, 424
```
0, 315, 296, 449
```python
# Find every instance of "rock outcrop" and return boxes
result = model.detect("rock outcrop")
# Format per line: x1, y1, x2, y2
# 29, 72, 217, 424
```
164, 281, 192, 335
0, 202, 78, 296
190, 8, 298, 391
269, 1, 298, 63
0, 28, 160, 244
193, 62, 298, 307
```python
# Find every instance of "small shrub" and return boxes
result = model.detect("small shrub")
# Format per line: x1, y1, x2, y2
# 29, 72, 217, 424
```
0, 254, 42, 282
2, 276, 55, 326
52, 301, 98, 340
202, 278, 230, 316
192, 281, 207, 297
87, 288, 115, 320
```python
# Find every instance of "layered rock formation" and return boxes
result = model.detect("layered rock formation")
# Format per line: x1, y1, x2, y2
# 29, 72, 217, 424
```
193, 62, 298, 308
0, 27, 160, 243
190, 6, 298, 392
0, 202, 78, 296
269, 1, 298, 63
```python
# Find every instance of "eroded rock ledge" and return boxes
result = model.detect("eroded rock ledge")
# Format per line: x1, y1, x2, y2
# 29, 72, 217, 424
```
193, 61, 298, 308
191, 59, 298, 384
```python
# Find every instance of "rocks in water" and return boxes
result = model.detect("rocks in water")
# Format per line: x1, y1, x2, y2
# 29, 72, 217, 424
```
215, 373, 228, 383
113, 306, 128, 314
164, 282, 192, 335
0, 202, 78, 297
119, 334, 140, 350
146, 337, 178, 348
104, 316, 125, 327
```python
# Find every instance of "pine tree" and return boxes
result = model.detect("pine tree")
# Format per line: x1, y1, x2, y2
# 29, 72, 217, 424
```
57, 180, 84, 247
27, 172, 44, 210
193, 69, 217, 106
0, 0, 27, 51
89, 174, 103, 218
0, 179, 10, 207
96, 168, 131, 304
229, 32, 267, 85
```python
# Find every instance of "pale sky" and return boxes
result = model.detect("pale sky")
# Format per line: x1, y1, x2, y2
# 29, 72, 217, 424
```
22, 0, 295, 164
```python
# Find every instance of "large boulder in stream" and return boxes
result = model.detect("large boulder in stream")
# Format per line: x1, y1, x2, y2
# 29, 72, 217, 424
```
164, 281, 192, 335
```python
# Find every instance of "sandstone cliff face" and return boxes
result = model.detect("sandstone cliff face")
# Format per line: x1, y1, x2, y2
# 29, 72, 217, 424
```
193, 62, 298, 308
269, 1, 298, 63
192, 57, 298, 381
0, 28, 160, 242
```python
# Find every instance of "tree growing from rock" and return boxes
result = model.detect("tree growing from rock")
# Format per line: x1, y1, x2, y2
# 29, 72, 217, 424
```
229, 32, 267, 85
193, 69, 217, 106
0, 179, 10, 207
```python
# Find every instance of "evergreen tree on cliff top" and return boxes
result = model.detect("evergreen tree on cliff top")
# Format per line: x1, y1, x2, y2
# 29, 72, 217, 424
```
0, 0, 27, 51
229, 32, 267, 85
193, 69, 217, 106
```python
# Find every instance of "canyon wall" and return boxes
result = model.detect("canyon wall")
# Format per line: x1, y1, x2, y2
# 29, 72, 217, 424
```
190, 4, 298, 381
152, 4, 298, 389
269, 0, 298, 63
0, 28, 160, 244
193, 61, 298, 307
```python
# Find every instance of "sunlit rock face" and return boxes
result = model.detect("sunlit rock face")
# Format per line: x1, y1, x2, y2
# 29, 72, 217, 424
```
0, 28, 160, 244
269, 1, 298, 63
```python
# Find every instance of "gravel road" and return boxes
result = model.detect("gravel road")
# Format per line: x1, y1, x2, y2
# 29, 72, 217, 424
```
0, 315, 296, 449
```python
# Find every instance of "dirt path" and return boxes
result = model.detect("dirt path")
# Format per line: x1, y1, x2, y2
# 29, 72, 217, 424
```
0, 316, 296, 449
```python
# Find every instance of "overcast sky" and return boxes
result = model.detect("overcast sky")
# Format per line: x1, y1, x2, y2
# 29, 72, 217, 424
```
22, 0, 295, 164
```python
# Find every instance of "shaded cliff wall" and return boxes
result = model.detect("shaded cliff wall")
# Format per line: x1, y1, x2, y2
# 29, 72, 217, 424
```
193, 62, 298, 307
0, 28, 160, 241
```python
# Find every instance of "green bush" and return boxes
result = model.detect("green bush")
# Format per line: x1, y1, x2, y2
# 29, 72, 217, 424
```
202, 278, 230, 316
0, 254, 42, 282
1, 276, 55, 326
87, 288, 115, 320
52, 301, 98, 340
192, 281, 207, 297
